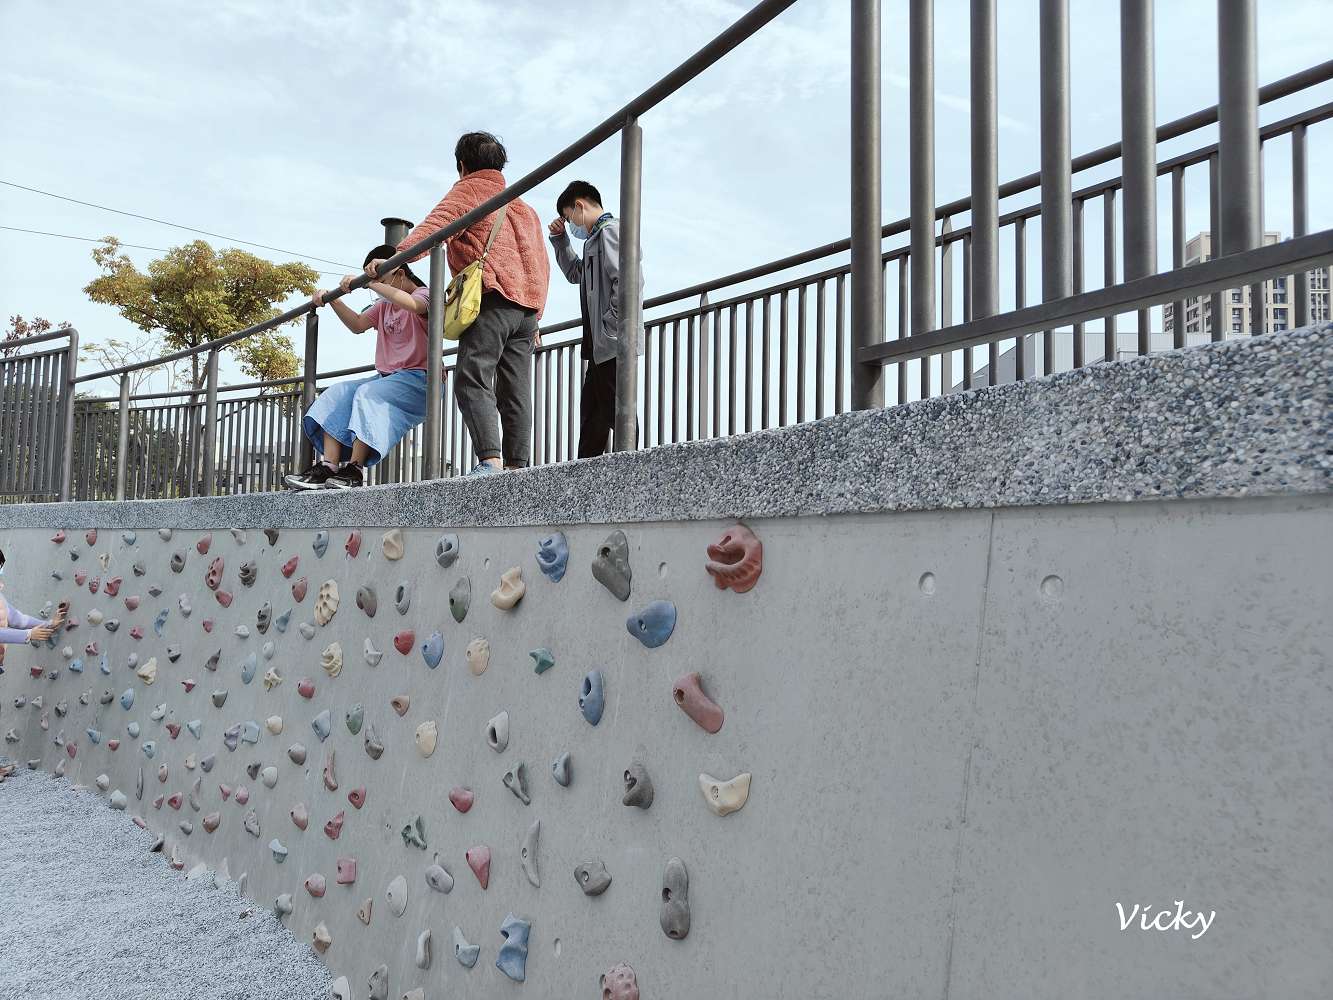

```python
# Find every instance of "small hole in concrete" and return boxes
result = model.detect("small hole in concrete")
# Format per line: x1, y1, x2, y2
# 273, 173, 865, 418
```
918, 572, 936, 596
1040, 574, 1064, 601
658, 561, 668, 578
484, 557, 491, 570
553, 937, 562, 957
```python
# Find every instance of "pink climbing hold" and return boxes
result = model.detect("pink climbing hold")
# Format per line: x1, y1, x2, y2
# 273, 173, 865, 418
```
219, 783, 233, 801
124, 595, 141, 611
345, 531, 361, 558
166, 723, 181, 740
104, 577, 123, 597
181, 679, 196, 692
205, 557, 224, 590
107, 739, 120, 751
235, 786, 250, 805
132, 816, 147, 830
291, 803, 309, 830
196, 533, 212, 555
704, 523, 764, 593
89, 577, 100, 594
28, 666, 42, 678
601, 963, 641, 1000
84, 642, 98, 656
466, 845, 491, 889
202, 619, 214, 633
449, 787, 474, 813
65, 743, 77, 759
51, 530, 66, 544
280, 556, 299, 579
672, 673, 725, 734
75, 570, 87, 586
167, 793, 183, 810
324, 810, 345, 840
336, 857, 357, 884
292, 577, 308, 602
85, 528, 98, 546
297, 678, 315, 699
393, 630, 415, 655
203, 812, 221, 833
215, 590, 233, 608
305, 873, 327, 898
129, 626, 143, 641
348, 787, 366, 809
153, 795, 165, 809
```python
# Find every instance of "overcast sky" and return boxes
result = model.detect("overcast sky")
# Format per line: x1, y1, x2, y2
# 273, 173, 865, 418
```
2, 0, 1329, 396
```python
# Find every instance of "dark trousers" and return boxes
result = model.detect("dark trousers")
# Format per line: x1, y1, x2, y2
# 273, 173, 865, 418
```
454, 292, 538, 466
578, 357, 639, 457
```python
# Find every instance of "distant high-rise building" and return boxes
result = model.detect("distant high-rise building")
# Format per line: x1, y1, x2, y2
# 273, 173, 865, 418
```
1164, 232, 1330, 337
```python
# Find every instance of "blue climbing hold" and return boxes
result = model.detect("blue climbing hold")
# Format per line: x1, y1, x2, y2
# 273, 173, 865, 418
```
535, 531, 568, 582
627, 600, 677, 648
579, 670, 605, 726
126, 721, 141, 739
495, 913, 531, 983
530, 648, 555, 674
122, 531, 137, 546
153, 609, 169, 637
274, 608, 292, 633
313, 530, 329, 558
99, 654, 111, 676
143, 740, 157, 759
186, 718, 202, 739
312, 710, 332, 742
120, 689, 135, 711
69, 658, 83, 674
86, 728, 101, 744
241, 720, 260, 744
421, 630, 444, 670
240, 653, 258, 685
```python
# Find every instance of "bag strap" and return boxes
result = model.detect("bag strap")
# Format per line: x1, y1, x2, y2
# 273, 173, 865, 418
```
478, 203, 509, 262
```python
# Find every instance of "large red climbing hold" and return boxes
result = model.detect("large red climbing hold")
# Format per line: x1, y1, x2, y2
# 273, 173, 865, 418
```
704, 523, 763, 593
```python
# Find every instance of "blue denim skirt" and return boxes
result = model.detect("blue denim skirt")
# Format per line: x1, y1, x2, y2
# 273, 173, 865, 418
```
302, 369, 427, 468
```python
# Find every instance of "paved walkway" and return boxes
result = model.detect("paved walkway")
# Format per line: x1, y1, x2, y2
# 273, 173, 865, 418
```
0, 767, 332, 1000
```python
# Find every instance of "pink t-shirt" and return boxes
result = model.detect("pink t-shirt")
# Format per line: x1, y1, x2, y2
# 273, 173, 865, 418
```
366, 285, 431, 373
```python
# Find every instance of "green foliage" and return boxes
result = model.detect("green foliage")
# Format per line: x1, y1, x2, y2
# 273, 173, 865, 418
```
83, 238, 316, 385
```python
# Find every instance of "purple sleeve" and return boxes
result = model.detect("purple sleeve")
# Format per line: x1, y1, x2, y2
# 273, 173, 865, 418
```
5, 607, 45, 630
0, 625, 33, 644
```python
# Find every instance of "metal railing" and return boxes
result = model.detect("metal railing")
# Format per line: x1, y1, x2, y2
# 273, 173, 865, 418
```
0, 326, 78, 503
6, 0, 1333, 503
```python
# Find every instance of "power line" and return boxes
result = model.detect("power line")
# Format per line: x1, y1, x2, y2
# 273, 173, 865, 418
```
0, 179, 358, 269
0, 225, 348, 278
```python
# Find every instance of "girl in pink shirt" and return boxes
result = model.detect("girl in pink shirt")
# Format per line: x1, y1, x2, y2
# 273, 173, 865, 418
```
286, 245, 434, 490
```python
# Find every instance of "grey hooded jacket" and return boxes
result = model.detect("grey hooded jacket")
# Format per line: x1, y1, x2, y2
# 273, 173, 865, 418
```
549, 218, 644, 365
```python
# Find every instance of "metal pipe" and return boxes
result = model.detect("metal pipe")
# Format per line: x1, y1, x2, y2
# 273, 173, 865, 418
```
202, 349, 219, 496
58, 328, 79, 501
115, 375, 130, 501
423, 244, 446, 478
970, 0, 999, 323
1218, 0, 1260, 259
1208, 153, 1223, 340
615, 118, 643, 452
1171, 166, 1186, 347
300, 311, 318, 468
1073, 199, 1085, 367
381, 217, 413, 247
1121, 0, 1157, 355
851, 0, 885, 409
1292, 123, 1309, 328
1104, 189, 1118, 361
1040, 0, 1072, 375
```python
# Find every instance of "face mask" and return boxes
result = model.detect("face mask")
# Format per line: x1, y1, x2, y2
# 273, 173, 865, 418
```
567, 220, 589, 241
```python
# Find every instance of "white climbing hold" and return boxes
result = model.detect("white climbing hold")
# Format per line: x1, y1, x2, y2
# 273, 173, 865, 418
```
415, 720, 438, 758
386, 874, 409, 917
135, 657, 158, 685
321, 642, 343, 678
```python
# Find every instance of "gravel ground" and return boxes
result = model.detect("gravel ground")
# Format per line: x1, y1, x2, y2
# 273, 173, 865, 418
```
0, 767, 333, 1000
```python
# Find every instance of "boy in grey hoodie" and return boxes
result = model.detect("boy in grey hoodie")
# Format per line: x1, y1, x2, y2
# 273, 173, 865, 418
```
548, 181, 643, 457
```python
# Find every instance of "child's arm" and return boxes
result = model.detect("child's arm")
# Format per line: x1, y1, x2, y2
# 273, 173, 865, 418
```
314, 281, 376, 334
360, 264, 429, 316
0, 606, 49, 644
548, 219, 583, 285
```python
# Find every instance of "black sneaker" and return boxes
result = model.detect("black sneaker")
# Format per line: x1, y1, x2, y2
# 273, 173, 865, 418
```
285, 462, 336, 490
324, 462, 365, 489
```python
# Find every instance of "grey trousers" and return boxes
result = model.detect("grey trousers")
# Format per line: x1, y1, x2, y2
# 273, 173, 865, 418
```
454, 291, 538, 466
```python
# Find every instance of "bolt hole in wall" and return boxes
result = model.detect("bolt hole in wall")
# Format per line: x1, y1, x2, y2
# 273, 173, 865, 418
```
1040, 574, 1064, 601
918, 571, 937, 596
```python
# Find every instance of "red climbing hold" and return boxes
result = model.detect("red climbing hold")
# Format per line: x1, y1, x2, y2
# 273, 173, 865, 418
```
345, 531, 361, 559
393, 630, 415, 655
281, 556, 299, 578
466, 845, 491, 889
449, 787, 475, 813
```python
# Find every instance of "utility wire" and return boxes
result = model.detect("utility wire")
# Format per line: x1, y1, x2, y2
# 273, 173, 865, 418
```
0, 225, 348, 278
0, 179, 359, 269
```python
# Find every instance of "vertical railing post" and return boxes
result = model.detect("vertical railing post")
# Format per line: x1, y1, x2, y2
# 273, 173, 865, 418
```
1171, 166, 1186, 348
423, 244, 446, 479
299, 311, 318, 469
615, 117, 643, 452
908, 0, 933, 399
202, 349, 219, 496
969, 0, 999, 325
1040, 0, 1072, 376
698, 292, 710, 440
1121, 0, 1157, 355
1218, 0, 1260, 331
1292, 122, 1309, 329
115, 375, 130, 501
851, 0, 885, 409
58, 328, 79, 502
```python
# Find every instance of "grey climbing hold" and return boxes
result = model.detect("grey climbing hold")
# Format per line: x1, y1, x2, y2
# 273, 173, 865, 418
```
623, 761, 654, 809
241, 720, 260, 743
234, 623, 250, 639
105, 618, 121, 633
109, 790, 128, 810
425, 863, 454, 894
243, 810, 261, 837
204, 649, 220, 672
241, 652, 258, 685
660, 856, 691, 939
530, 647, 555, 674
448, 576, 470, 622
238, 560, 257, 587
120, 688, 135, 711
592, 529, 632, 600
486, 711, 509, 753
580, 670, 605, 726
211, 689, 228, 708
402, 815, 427, 849
574, 859, 612, 896
186, 719, 202, 739
269, 838, 288, 863
96, 773, 111, 791
503, 761, 530, 805
230, 528, 247, 545
263, 527, 280, 545
222, 725, 241, 752
345, 703, 364, 735
364, 638, 383, 667
551, 751, 572, 787
416, 928, 432, 970
122, 530, 137, 545
312, 530, 328, 558
260, 765, 278, 788
421, 630, 443, 669
150, 702, 167, 722
453, 927, 480, 968
261, 640, 275, 660
355, 585, 377, 618
200, 754, 215, 773
274, 893, 293, 918
166, 644, 181, 663
434, 533, 459, 568
520, 819, 540, 887
394, 581, 411, 615
386, 874, 409, 917
170, 552, 186, 573
364, 723, 384, 760
288, 743, 307, 765
495, 912, 531, 983
143, 741, 157, 759
329, 976, 349, 1000
274, 609, 291, 633
256, 602, 272, 634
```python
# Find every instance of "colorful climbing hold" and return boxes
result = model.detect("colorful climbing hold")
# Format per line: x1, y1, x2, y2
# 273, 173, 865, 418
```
449, 787, 474, 813
465, 637, 490, 676
495, 913, 531, 982
535, 531, 568, 582
320, 642, 343, 678
291, 576, 308, 602
705, 522, 763, 592
347, 786, 366, 809
414, 720, 437, 758
314, 579, 339, 625
580, 670, 605, 726
698, 771, 751, 816
393, 630, 415, 655
601, 963, 641, 1000
336, 857, 357, 885
466, 845, 491, 889
530, 647, 555, 674
323, 810, 345, 840
280, 555, 299, 578
627, 599, 677, 648
345, 530, 361, 559
592, 529, 632, 601
381, 528, 404, 561
453, 927, 480, 968
673, 672, 725, 733
448, 576, 470, 622
490, 566, 525, 610
421, 631, 444, 670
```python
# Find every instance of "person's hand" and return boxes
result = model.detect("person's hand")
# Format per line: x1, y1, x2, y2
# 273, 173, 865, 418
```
364, 260, 387, 282
28, 625, 54, 643
548, 217, 566, 238
533, 329, 543, 349
49, 610, 67, 629
312, 289, 326, 307
338, 273, 357, 294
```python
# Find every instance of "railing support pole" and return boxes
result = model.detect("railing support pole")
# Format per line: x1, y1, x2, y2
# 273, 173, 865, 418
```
202, 349, 219, 496
423, 244, 446, 479
1218, 0, 1260, 334
58, 328, 79, 501
299, 311, 318, 469
1292, 122, 1309, 329
1121, 0, 1157, 355
115, 375, 130, 501
969, 0, 998, 322
615, 117, 643, 452
1040, 0, 1072, 375
851, 0, 885, 409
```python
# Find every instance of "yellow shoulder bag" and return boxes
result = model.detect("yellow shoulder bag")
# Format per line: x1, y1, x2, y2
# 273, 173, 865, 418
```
442, 204, 509, 341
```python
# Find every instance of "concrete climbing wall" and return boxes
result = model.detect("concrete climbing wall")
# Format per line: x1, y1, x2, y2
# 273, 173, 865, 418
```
1, 494, 1330, 998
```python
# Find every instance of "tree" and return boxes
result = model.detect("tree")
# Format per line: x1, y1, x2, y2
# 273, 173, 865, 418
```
83, 237, 316, 388
79, 332, 189, 396
3, 314, 72, 357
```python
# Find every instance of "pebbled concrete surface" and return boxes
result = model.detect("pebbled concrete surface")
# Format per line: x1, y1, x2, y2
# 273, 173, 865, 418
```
0, 768, 333, 1000
0, 324, 1328, 530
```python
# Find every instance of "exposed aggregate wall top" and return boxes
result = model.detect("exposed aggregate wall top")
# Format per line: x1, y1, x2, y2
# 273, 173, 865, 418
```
2, 324, 1328, 530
